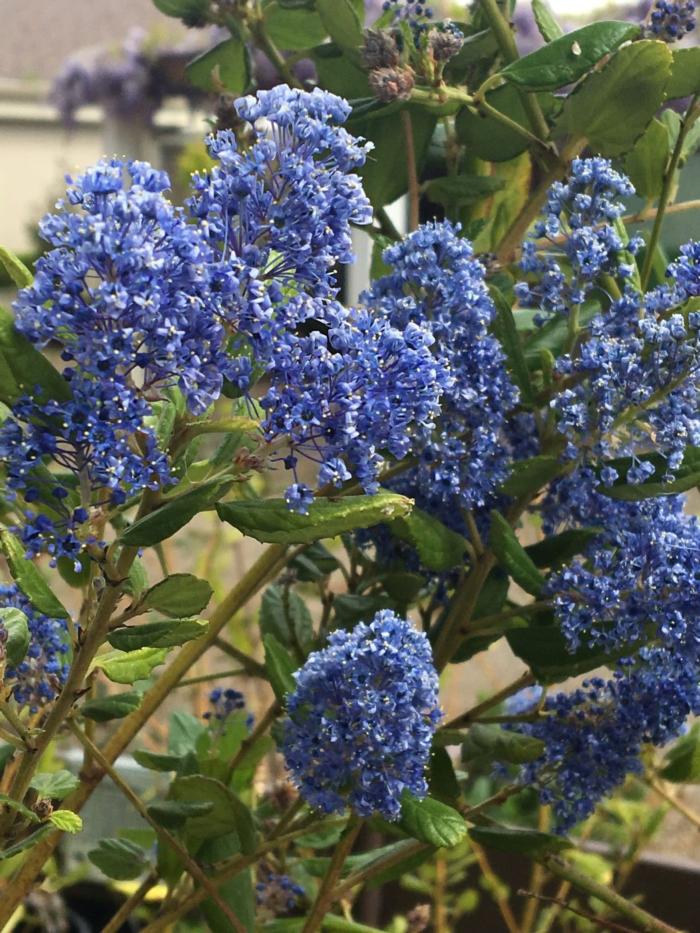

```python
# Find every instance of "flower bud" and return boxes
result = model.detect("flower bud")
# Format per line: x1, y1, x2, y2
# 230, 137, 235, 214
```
360, 28, 400, 69
428, 26, 465, 62
369, 66, 415, 103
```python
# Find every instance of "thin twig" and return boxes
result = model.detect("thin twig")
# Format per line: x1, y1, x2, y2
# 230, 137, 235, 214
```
68, 722, 247, 933
302, 818, 363, 933
100, 871, 158, 933
519, 889, 639, 933
472, 840, 520, 933
401, 110, 420, 232
444, 671, 536, 729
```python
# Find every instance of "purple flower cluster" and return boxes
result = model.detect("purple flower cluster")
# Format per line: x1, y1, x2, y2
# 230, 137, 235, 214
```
283, 611, 441, 819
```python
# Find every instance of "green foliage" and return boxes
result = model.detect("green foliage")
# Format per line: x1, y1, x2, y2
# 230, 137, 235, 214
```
94, 647, 169, 684
88, 837, 150, 880
0, 608, 29, 666
461, 724, 545, 767
216, 492, 413, 544
140, 573, 213, 617
82, 691, 143, 722
120, 477, 234, 546
0, 528, 69, 619
389, 508, 469, 572
399, 792, 467, 848
490, 511, 545, 596
469, 825, 570, 856
187, 38, 250, 94
659, 724, 700, 783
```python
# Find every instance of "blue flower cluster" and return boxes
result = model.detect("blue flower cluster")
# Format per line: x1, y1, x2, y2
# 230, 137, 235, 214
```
203, 687, 246, 721
188, 86, 451, 509
382, 0, 434, 26
282, 611, 441, 819
516, 158, 641, 319
516, 650, 700, 829
517, 159, 700, 474
648, 1, 696, 41
256, 872, 305, 915
0, 585, 69, 711
512, 468, 700, 828
366, 222, 519, 516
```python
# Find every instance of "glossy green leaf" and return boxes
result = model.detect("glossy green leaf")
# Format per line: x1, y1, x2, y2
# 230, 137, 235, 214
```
187, 37, 249, 94
469, 825, 570, 856
600, 446, 700, 501
501, 21, 640, 89
532, 0, 564, 42
107, 619, 205, 652
390, 508, 469, 572
490, 286, 536, 405
659, 725, 700, 783
88, 837, 149, 880
624, 118, 671, 201
429, 747, 460, 801
140, 573, 213, 617
0, 307, 71, 407
400, 792, 467, 848
0, 608, 29, 666
563, 40, 672, 157
57, 553, 91, 589
316, 0, 363, 49
263, 633, 298, 702
120, 477, 233, 546
490, 511, 545, 596
30, 770, 79, 800
49, 810, 82, 834
666, 47, 700, 99
216, 491, 413, 545
499, 456, 564, 497
94, 647, 168, 684
260, 585, 313, 653
461, 724, 544, 766
0, 528, 69, 619
81, 691, 143, 722
264, 0, 327, 49
0, 246, 32, 287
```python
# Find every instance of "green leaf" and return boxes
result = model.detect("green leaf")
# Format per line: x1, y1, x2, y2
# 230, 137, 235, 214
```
199, 835, 255, 933
216, 491, 413, 545
531, 0, 564, 42
355, 107, 437, 207
290, 541, 339, 581
0, 608, 29, 666
30, 770, 79, 800
0, 246, 32, 287
49, 810, 82, 834
140, 573, 213, 617
124, 558, 149, 599
456, 86, 546, 162
147, 798, 213, 830
82, 691, 142, 722
490, 511, 545, 596
563, 40, 673, 157
0, 793, 39, 823
390, 508, 469, 572
133, 749, 182, 772
57, 552, 91, 589
599, 446, 700, 501
461, 724, 544, 767
507, 625, 632, 684
400, 792, 467, 848
170, 775, 257, 851
659, 725, 700, 783
120, 477, 233, 547
429, 747, 460, 801
501, 21, 640, 89
0, 307, 71, 407
499, 455, 563, 498
187, 37, 249, 94
469, 825, 570, 856
263, 634, 298, 702
168, 710, 206, 755
108, 619, 205, 652
666, 47, 700, 99
264, 0, 327, 49
525, 527, 601, 568
490, 286, 536, 405
624, 118, 671, 202
260, 585, 313, 653
424, 175, 505, 209
88, 837, 149, 880
94, 647, 168, 684
0, 528, 69, 619
316, 0, 362, 50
